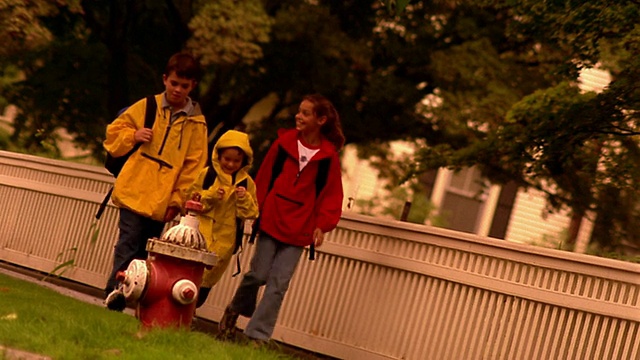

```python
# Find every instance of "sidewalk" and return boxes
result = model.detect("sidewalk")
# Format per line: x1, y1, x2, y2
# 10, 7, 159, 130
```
0, 262, 123, 313
0, 345, 51, 360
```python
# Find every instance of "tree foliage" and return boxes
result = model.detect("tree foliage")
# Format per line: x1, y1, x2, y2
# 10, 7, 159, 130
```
0, 0, 80, 56
0, 0, 638, 253
412, 1, 640, 253
187, 0, 272, 67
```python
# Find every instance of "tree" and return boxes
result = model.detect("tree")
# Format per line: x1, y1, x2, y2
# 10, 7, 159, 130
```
410, 1, 640, 253
1, 0, 638, 254
1, 1, 192, 155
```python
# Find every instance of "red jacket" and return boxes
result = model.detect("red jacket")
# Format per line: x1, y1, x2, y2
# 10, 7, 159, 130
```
256, 128, 343, 246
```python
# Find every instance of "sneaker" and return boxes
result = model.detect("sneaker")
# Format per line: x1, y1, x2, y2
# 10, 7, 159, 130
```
105, 289, 127, 312
249, 338, 268, 349
218, 306, 239, 340
247, 338, 280, 352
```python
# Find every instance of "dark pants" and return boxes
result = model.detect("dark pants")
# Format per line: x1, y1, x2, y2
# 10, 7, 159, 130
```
104, 207, 165, 298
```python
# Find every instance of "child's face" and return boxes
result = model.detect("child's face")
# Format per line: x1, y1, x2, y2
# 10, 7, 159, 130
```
295, 100, 326, 135
219, 148, 245, 174
163, 71, 196, 108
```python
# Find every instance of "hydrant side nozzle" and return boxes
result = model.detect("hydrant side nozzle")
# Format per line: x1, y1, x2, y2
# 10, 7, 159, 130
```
171, 279, 198, 305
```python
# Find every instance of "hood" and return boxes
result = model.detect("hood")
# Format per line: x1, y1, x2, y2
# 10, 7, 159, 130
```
277, 128, 337, 160
211, 130, 254, 174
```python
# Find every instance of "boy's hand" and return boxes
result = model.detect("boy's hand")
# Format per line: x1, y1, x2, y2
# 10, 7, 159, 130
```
313, 228, 325, 247
135, 128, 153, 143
235, 186, 246, 199
164, 206, 180, 222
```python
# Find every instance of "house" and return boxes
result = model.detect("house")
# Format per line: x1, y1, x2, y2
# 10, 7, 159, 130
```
340, 68, 612, 252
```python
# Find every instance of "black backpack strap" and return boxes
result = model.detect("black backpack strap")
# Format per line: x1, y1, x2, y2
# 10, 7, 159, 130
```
95, 96, 156, 220
144, 95, 156, 128
202, 166, 217, 190
316, 158, 331, 197
248, 218, 261, 245
309, 157, 331, 261
232, 217, 245, 277
231, 177, 249, 277
269, 146, 287, 190
233, 177, 249, 253
95, 186, 113, 220
127, 95, 156, 155
126, 95, 156, 155
249, 146, 288, 244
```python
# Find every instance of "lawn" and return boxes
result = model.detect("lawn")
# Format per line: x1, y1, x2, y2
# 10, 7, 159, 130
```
0, 273, 292, 360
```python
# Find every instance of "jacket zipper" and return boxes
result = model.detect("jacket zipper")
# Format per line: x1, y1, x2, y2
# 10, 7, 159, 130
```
158, 108, 172, 155
292, 156, 321, 186
294, 171, 301, 186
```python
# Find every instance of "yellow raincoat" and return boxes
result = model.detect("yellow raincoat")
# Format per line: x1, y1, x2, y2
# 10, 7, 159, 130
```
104, 94, 208, 221
187, 130, 259, 287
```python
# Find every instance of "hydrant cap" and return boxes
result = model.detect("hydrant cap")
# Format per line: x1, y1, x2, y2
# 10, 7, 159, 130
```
185, 199, 203, 213
185, 193, 203, 213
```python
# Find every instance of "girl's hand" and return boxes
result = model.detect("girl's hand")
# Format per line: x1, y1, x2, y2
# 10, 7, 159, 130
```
217, 188, 225, 200
235, 186, 246, 199
313, 228, 325, 247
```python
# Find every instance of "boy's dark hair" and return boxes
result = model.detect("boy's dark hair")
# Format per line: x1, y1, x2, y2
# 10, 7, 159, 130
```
165, 52, 203, 82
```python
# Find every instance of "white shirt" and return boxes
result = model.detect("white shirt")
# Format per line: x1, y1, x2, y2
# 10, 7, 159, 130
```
298, 140, 320, 171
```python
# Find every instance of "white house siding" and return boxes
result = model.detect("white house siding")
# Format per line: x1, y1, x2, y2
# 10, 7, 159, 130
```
504, 188, 572, 245
340, 144, 590, 249
340, 142, 415, 214
579, 67, 611, 93
341, 145, 382, 211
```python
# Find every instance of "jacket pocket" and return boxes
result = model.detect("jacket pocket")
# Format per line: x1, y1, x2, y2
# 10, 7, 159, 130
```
275, 193, 303, 206
272, 193, 312, 237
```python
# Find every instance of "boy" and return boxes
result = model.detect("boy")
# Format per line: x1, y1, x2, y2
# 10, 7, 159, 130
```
104, 52, 208, 311
187, 130, 259, 307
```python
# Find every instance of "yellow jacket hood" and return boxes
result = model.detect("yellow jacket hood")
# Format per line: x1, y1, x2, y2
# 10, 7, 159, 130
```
211, 130, 254, 182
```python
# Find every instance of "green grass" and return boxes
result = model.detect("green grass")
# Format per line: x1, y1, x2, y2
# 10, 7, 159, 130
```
0, 273, 292, 360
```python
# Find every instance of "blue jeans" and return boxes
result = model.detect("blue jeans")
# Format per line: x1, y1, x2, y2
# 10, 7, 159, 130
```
104, 207, 165, 298
229, 233, 303, 340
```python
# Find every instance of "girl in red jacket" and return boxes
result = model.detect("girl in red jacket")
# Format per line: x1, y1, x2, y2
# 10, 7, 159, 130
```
219, 94, 345, 344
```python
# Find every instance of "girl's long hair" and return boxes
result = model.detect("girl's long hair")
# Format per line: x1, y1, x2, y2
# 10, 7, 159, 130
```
303, 94, 346, 150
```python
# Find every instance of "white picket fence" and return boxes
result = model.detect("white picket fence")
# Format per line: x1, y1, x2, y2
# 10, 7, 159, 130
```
0, 150, 638, 360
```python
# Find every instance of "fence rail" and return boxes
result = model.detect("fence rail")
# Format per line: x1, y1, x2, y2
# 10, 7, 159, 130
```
1, 150, 638, 360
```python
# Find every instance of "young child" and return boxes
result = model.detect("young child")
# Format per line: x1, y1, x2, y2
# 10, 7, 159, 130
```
187, 130, 259, 307
218, 94, 345, 345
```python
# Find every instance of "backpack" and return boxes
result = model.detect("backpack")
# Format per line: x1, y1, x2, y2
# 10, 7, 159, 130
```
104, 95, 157, 177
95, 95, 157, 220
250, 145, 331, 261
201, 166, 248, 277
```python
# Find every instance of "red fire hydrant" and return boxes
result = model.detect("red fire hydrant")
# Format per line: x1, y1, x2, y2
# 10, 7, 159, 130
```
115, 195, 217, 328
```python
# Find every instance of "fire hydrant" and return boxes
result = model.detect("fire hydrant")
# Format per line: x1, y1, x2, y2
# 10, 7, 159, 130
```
115, 195, 217, 328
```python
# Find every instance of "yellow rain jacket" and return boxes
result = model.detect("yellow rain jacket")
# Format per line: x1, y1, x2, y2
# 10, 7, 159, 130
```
187, 130, 259, 287
104, 94, 208, 221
